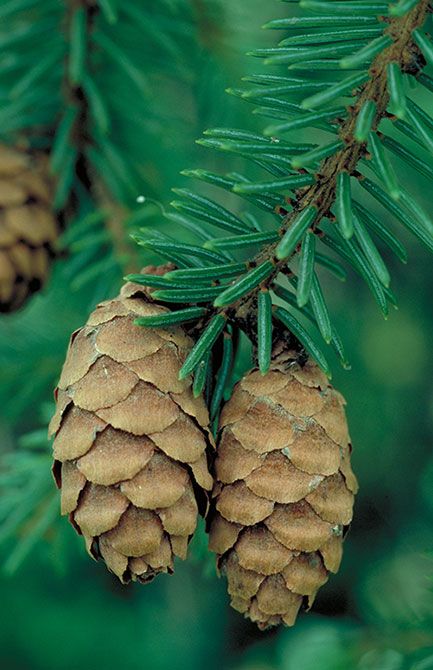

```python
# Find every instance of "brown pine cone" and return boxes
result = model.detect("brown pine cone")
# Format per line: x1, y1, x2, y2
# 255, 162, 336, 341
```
49, 273, 214, 583
0, 143, 58, 312
208, 347, 358, 629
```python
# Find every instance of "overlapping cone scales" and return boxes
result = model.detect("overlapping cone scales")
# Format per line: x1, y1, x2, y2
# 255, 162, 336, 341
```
50, 278, 214, 583
208, 354, 358, 629
0, 144, 57, 312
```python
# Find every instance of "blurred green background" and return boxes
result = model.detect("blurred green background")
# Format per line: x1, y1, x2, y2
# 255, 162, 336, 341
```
1, 1, 433, 669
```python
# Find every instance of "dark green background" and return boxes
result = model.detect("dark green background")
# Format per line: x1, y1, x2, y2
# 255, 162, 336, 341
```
1, 2, 433, 668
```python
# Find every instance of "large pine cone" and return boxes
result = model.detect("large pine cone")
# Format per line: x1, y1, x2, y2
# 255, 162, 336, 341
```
0, 144, 57, 312
49, 276, 214, 583
208, 348, 358, 629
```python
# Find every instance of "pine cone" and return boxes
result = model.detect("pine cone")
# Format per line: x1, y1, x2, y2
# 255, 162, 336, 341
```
208, 347, 358, 629
0, 143, 57, 312
49, 273, 214, 583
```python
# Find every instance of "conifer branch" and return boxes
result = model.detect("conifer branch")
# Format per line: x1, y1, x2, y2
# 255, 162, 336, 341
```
54, 0, 95, 209
215, 0, 430, 319
133, 0, 433, 392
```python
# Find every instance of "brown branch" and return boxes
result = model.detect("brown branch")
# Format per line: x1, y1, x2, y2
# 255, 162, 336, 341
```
60, 0, 96, 213
191, 0, 224, 49
62, 1, 139, 273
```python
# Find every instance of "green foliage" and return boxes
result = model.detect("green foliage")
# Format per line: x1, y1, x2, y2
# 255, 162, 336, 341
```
296, 230, 316, 307
133, 0, 433, 417
1, 0, 218, 204
0, 0, 267, 577
1, 2, 433, 668
354, 99, 377, 141
257, 289, 273, 374
335, 172, 354, 240
0, 0, 242, 290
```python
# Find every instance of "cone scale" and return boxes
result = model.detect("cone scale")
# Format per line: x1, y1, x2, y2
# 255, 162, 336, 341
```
49, 273, 214, 583
0, 144, 57, 312
208, 345, 358, 629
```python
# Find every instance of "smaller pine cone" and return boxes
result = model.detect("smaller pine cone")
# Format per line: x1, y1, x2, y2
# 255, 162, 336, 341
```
0, 144, 57, 312
49, 273, 214, 583
208, 348, 358, 629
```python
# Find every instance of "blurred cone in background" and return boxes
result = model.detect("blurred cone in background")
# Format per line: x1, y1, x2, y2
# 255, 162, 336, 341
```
49, 272, 214, 583
208, 346, 358, 629
0, 144, 58, 313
